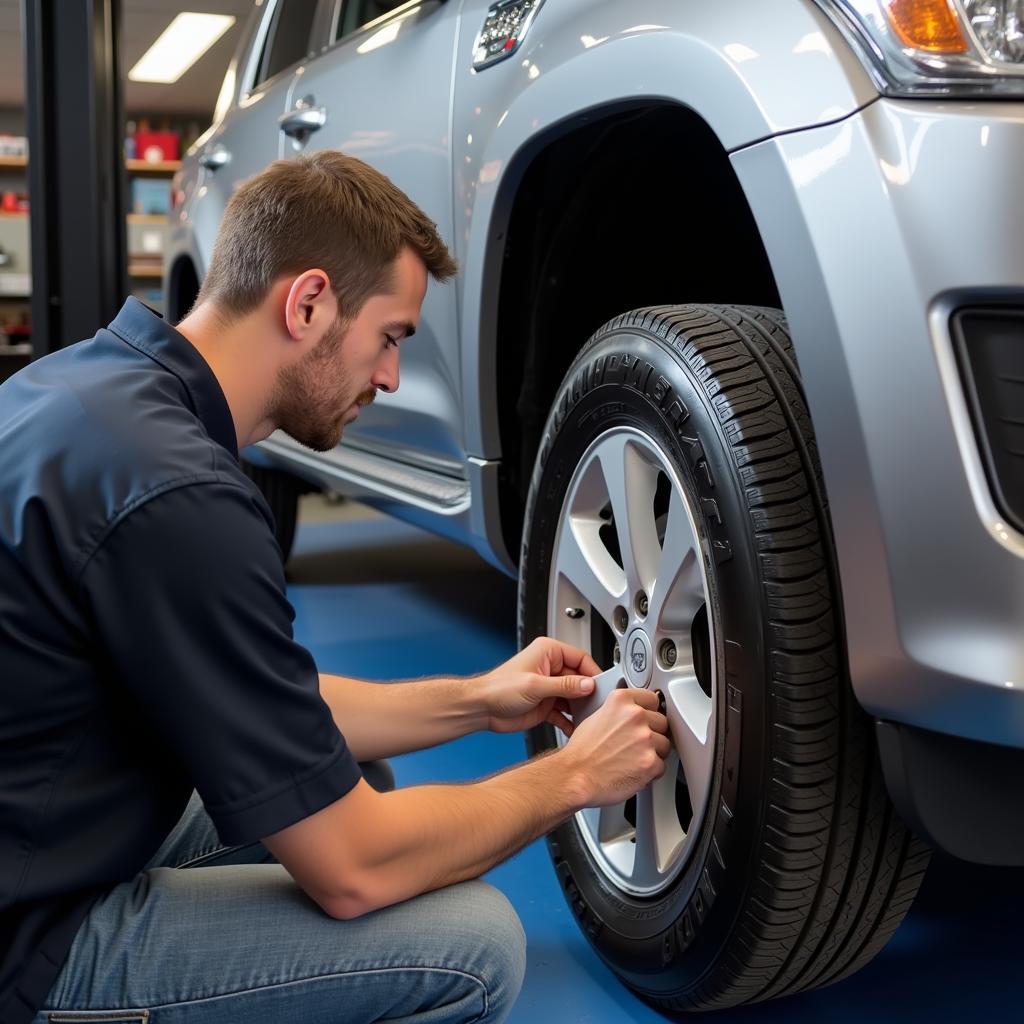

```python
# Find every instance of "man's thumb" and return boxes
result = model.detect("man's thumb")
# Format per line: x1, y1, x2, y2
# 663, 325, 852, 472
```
562, 675, 594, 696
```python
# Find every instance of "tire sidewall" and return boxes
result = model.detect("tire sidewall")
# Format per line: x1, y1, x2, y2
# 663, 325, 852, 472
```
519, 325, 772, 994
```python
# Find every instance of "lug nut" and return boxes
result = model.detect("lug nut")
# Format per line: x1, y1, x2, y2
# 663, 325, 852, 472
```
636, 591, 649, 617
613, 643, 621, 664
659, 639, 677, 668
565, 607, 584, 619
614, 605, 628, 633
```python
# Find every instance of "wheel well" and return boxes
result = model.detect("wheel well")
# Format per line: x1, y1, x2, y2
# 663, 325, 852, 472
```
494, 103, 781, 559
166, 257, 200, 324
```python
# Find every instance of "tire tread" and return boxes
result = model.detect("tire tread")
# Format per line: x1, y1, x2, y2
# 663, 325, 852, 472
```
592, 305, 928, 1009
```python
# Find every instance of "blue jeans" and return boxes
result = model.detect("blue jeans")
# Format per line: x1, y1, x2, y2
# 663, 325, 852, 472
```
33, 791, 526, 1023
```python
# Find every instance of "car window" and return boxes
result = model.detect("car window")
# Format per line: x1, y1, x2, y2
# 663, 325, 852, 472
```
336, 0, 409, 41
256, 0, 320, 86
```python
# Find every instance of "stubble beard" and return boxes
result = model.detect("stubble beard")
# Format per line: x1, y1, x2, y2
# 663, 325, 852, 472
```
268, 318, 371, 453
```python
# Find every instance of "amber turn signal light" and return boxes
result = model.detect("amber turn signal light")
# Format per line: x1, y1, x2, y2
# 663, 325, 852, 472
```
884, 0, 970, 53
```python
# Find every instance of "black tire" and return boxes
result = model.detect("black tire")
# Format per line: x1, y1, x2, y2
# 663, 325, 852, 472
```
241, 461, 305, 563
518, 304, 930, 1010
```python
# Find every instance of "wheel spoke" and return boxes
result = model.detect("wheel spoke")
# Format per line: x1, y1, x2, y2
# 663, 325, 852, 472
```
665, 675, 713, 811
597, 437, 661, 595
648, 487, 703, 634
653, 750, 686, 852
625, 754, 687, 891
630, 785, 661, 889
580, 802, 632, 845
555, 514, 625, 629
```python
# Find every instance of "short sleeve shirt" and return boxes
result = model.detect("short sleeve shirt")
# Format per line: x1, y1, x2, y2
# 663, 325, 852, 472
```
0, 299, 362, 1024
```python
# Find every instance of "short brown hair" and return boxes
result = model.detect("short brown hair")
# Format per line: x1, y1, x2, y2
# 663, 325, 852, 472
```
195, 151, 457, 320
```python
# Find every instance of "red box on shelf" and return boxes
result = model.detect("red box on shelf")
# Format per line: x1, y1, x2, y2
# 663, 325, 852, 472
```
133, 132, 179, 163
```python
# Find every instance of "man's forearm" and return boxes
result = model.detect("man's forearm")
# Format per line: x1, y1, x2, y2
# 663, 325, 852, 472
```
319, 673, 487, 761
264, 685, 667, 923
337, 749, 586, 916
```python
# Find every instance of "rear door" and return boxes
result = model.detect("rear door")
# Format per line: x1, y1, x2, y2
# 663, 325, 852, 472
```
190, 0, 324, 274
279, 0, 464, 475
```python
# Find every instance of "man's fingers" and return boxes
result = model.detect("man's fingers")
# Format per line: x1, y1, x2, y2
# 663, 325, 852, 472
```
626, 688, 660, 711
533, 673, 595, 700
547, 708, 574, 737
653, 733, 673, 759
539, 637, 603, 680
568, 647, 603, 680
645, 710, 669, 734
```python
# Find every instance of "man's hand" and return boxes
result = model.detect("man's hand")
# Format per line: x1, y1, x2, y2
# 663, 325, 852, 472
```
479, 636, 602, 735
272, 641, 671, 919
560, 687, 671, 807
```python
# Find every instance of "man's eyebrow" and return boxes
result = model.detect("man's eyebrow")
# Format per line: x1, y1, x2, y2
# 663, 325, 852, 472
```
384, 321, 416, 339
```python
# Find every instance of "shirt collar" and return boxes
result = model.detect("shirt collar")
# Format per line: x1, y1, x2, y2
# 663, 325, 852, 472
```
107, 297, 239, 460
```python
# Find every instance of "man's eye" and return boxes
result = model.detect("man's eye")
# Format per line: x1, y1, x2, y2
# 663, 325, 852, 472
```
384, 334, 399, 349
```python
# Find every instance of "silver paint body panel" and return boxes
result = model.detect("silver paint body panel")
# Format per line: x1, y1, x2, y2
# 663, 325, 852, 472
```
166, 0, 1023, 748
732, 98, 1024, 747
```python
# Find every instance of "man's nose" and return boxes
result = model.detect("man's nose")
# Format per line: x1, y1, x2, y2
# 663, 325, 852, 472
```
372, 348, 400, 394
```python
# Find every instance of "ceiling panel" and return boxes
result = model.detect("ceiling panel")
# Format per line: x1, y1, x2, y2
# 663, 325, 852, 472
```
0, 0, 257, 120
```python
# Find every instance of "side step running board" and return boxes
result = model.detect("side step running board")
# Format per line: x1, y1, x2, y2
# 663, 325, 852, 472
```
257, 434, 470, 515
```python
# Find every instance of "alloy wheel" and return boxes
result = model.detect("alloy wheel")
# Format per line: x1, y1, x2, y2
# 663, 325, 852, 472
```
548, 426, 716, 896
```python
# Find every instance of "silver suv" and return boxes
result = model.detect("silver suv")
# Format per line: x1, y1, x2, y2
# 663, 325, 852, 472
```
166, 0, 1024, 1011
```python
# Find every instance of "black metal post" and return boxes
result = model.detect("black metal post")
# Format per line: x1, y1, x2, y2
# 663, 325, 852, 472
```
23, 0, 126, 356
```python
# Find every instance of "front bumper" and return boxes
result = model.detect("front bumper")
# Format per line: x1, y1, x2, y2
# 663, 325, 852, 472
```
732, 98, 1024, 751
877, 721, 1024, 865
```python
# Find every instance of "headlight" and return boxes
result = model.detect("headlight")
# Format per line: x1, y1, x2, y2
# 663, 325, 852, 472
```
966, 1, 1024, 63
816, 0, 1024, 96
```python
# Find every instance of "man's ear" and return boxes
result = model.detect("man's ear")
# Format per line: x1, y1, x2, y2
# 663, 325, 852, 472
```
283, 270, 335, 343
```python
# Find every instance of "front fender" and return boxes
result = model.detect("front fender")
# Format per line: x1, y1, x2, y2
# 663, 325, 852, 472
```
452, 0, 877, 458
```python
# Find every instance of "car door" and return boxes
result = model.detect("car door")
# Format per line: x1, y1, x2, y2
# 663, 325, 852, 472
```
279, 0, 464, 476
190, 0, 324, 274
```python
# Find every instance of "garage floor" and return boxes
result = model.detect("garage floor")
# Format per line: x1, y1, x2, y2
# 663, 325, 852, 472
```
287, 497, 1024, 1024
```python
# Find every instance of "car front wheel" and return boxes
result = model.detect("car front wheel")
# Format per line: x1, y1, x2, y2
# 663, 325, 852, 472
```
518, 304, 930, 1010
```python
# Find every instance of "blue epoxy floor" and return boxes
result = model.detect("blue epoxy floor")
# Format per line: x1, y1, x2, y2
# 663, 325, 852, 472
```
287, 504, 1024, 1023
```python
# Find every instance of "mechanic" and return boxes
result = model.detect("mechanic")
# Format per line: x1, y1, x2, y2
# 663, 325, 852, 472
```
0, 151, 671, 1024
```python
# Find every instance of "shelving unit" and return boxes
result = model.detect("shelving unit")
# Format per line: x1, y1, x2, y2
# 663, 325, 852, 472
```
0, 153, 32, 354
0, 156, 182, 173
0, 153, 181, 354
125, 158, 178, 309
126, 158, 181, 174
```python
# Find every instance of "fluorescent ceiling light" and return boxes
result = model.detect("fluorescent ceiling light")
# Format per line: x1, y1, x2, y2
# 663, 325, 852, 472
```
129, 13, 235, 84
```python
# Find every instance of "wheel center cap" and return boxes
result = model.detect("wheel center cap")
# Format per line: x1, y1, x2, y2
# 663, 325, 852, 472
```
624, 627, 653, 688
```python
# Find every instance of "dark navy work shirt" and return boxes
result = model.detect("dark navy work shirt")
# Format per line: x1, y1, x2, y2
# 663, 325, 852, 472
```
0, 299, 361, 1024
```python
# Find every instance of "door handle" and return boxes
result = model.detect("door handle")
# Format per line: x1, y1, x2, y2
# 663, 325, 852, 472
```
278, 103, 327, 139
198, 147, 230, 170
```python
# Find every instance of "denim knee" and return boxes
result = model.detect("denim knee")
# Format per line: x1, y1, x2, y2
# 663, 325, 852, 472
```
457, 882, 527, 1024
